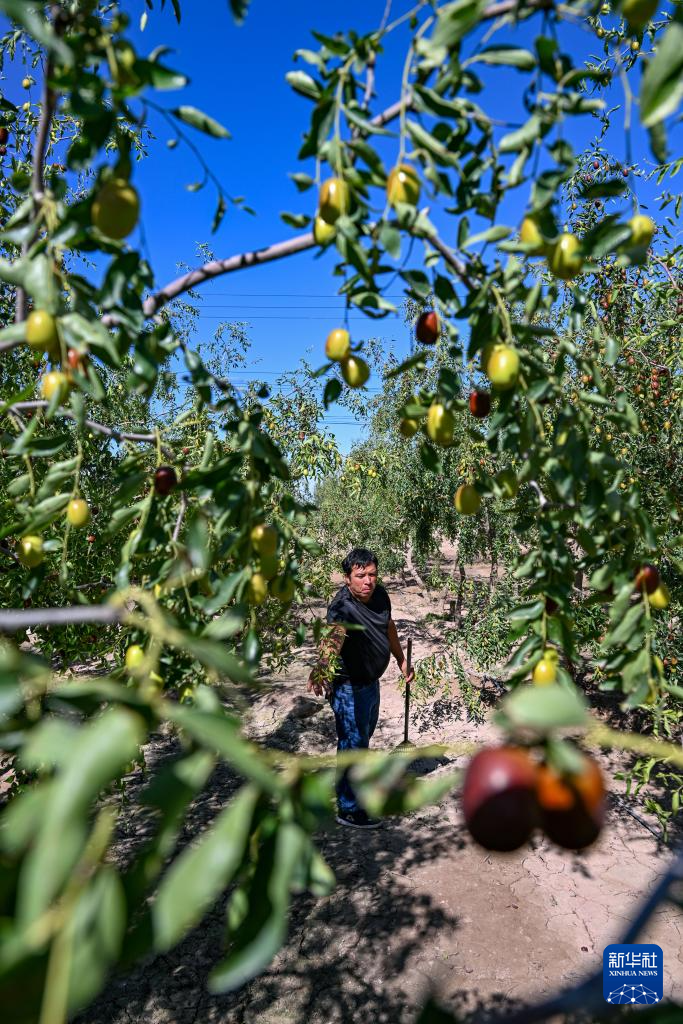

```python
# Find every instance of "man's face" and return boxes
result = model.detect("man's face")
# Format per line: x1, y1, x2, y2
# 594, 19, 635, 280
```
346, 562, 378, 603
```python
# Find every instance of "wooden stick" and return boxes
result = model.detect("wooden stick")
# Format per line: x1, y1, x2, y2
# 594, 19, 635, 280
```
404, 638, 412, 744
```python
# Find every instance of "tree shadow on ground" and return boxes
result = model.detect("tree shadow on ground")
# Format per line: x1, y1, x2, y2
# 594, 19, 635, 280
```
82, 812, 476, 1024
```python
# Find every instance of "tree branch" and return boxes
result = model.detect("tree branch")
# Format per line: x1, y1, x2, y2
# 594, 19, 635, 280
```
8, 401, 175, 456
172, 492, 188, 542
3, 0, 554, 344
0, 604, 123, 632
15, 5, 62, 324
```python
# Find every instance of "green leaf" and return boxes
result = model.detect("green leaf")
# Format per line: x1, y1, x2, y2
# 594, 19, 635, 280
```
280, 211, 311, 229
67, 867, 126, 1015
17, 709, 145, 926
379, 223, 401, 259
508, 599, 545, 624
499, 115, 547, 154
578, 178, 628, 200
417, 0, 485, 67
502, 683, 588, 733
228, 0, 251, 24
212, 193, 227, 233
289, 172, 315, 192
406, 119, 459, 166
165, 706, 284, 795
461, 224, 512, 249
323, 378, 342, 409
209, 823, 307, 992
606, 602, 645, 648
171, 105, 231, 138
143, 59, 187, 91
0, 0, 73, 64
285, 70, 321, 101
177, 634, 253, 680
470, 46, 536, 71
154, 785, 259, 950
640, 15, 683, 127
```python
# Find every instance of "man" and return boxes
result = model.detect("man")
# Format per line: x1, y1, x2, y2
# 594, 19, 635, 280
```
307, 547, 415, 829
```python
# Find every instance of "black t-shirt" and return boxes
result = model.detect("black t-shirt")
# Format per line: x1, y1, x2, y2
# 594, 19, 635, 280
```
326, 583, 392, 686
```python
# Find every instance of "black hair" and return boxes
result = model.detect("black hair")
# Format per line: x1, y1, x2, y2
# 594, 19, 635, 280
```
342, 547, 378, 576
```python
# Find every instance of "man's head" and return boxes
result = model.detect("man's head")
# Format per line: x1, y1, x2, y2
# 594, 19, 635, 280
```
342, 547, 378, 603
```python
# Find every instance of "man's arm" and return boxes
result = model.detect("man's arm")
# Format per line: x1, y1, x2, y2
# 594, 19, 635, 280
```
388, 618, 415, 682
307, 623, 346, 697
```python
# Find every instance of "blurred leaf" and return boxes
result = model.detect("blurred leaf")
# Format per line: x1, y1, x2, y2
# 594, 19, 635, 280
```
285, 71, 321, 100
66, 866, 126, 1015
209, 822, 306, 992
641, 13, 683, 127
228, 0, 251, 24
166, 706, 284, 794
171, 105, 231, 138
17, 709, 145, 926
470, 46, 536, 70
154, 785, 259, 949
502, 684, 588, 733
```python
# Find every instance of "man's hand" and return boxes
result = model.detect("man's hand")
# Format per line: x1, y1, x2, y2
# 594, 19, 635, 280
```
399, 657, 415, 684
307, 672, 331, 699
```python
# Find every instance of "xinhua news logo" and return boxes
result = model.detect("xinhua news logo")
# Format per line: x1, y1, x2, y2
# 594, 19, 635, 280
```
603, 943, 663, 1005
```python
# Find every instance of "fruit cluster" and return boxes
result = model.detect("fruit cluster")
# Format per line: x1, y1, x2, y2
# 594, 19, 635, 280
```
462, 745, 605, 853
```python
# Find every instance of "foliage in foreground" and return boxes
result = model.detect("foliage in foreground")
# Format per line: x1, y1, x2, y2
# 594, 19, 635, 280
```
0, 1, 682, 1022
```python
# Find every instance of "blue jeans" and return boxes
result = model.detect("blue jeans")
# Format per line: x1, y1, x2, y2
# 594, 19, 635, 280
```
330, 680, 380, 814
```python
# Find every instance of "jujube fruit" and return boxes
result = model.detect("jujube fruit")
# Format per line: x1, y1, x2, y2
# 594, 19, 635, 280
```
386, 164, 420, 207
318, 177, 349, 224
496, 468, 519, 499
532, 653, 557, 686
622, 0, 657, 30
154, 466, 177, 496
536, 756, 605, 850
26, 310, 59, 356
41, 371, 69, 401
325, 328, 350, 361
520, 216, 546, 256
91, 178, 140, 239
18, 535, 44, 568
648, 583, 670, 610
251, 523, 278, 557
549, 233, 584, 280
454, 484, 481, 515
486, 344, 520, 391
628, 214, 655, 248
399, 417, 420, 438
66, 499, 90, 528
469, 391, 491, 418
415, 311, 439, 345
634, 564, 659, 595
314, 215, 336, 245
340, 356, 370, 388
246, 572, 268, 605
426, 403, 454, 446
462, 746, 539, 852
125, 645, 145, 671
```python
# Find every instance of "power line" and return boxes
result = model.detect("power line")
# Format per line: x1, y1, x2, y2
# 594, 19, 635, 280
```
182, 305, 399, 310
187, 292, 408, 298
191, 315, 401, 321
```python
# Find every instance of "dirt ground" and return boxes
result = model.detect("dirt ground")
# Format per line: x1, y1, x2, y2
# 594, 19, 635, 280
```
85, 553, 683, 1024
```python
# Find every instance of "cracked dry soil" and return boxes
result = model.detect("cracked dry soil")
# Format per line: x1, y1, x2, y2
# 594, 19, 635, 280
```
85, 559, 683, 1024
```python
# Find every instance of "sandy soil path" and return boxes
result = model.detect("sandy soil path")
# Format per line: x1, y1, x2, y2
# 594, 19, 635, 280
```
84, 562, 682, 1024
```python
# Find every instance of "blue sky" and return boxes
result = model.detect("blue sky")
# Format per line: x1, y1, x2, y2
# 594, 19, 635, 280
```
3, 2, 674, 451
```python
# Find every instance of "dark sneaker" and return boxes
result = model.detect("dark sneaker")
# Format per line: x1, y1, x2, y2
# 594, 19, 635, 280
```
336, 808, 382, 829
